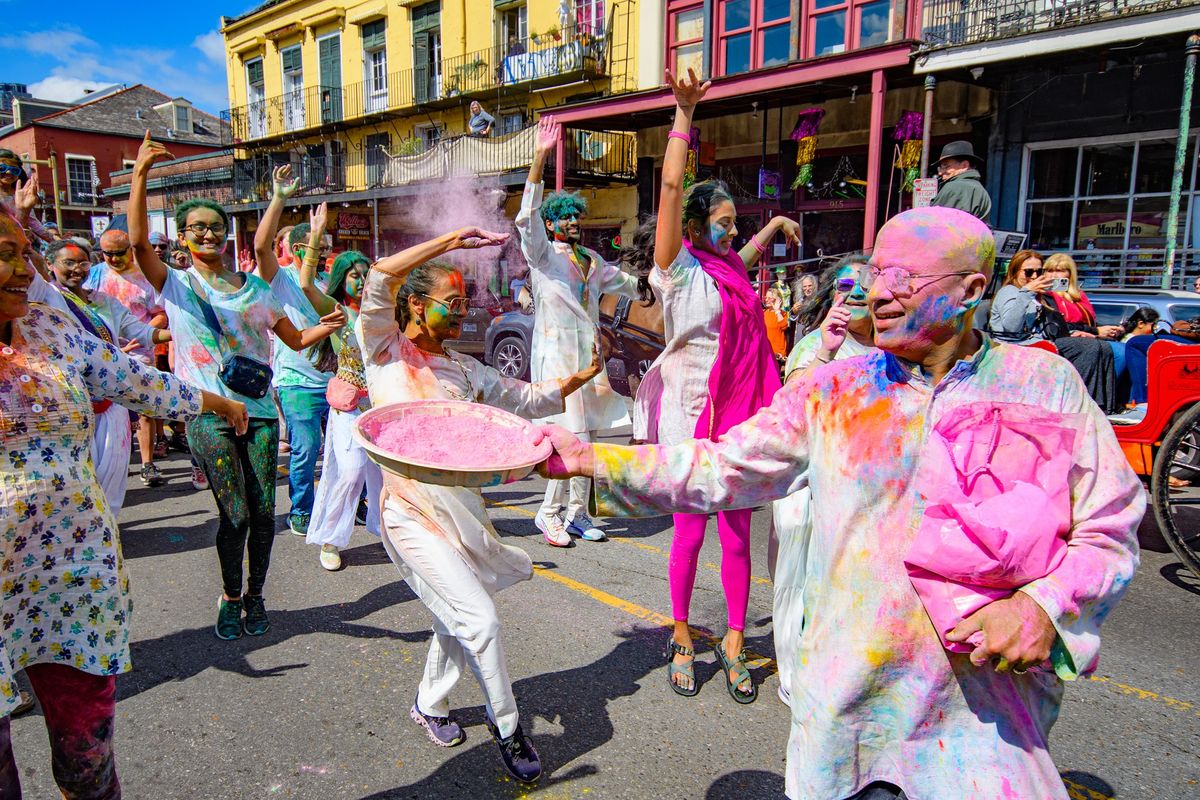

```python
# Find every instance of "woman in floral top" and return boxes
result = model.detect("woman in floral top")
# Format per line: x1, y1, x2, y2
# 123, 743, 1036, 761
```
0, 212, 247, 797
294, 203, 381, 572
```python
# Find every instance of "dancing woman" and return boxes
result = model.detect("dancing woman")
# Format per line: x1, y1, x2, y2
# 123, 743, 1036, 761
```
358, 227, 601, 784
635, 69, 797, 703
0, 212, 246, 798
295, 203, 382, 571
128, 132, 344, 641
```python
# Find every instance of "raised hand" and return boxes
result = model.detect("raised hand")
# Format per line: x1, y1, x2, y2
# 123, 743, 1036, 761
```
13, 172, 39, 216
310, 201, 329, 234
819, 295, 852, 357
665, 68, 711, 112
135, 130, 175, 171
273, 165, 301, 200
535, 117, 561, 159
453, 227, 510, 250
776, 217, 801, 247
318, 306, 347, 330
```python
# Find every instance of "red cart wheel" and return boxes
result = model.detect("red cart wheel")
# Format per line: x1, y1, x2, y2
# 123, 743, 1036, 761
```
1150, 402, 1200, 577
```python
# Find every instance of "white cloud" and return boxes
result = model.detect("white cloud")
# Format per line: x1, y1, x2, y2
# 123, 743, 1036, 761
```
26, 75, 110, 102
192, 31, 225, 65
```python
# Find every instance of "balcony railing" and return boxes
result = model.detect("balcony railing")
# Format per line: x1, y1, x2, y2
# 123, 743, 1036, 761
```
230, 126, 636, 202
922, 0, 1200, 49
222, 16, 627, 146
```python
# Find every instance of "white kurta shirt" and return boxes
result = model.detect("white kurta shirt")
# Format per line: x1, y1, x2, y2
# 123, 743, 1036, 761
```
358, 267, 564, 593
515, 181, 640, 433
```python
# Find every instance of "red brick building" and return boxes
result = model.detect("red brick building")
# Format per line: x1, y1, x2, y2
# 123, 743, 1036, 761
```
0, 84, 228, 238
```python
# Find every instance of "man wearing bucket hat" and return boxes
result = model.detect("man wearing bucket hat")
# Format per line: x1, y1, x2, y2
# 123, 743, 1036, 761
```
931, 140, 992, 221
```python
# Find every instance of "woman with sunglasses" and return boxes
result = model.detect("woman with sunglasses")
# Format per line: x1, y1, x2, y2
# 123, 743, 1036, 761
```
0, 150, 54, 245
990, 249, 1120, 411
128, 132, 345, 641
634, 69, 798, 704
292, 202, 381, 571
358, 228, 602, 784
769, 255, 875, 707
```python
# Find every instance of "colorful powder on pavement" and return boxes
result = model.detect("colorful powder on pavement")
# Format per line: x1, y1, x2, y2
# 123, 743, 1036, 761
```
372, 412, 547, 468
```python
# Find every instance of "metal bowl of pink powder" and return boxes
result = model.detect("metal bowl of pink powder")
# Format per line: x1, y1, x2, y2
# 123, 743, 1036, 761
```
353, 400, 552, 487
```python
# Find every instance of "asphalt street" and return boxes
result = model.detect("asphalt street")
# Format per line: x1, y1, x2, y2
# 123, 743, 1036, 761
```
7, 431, 1200, 800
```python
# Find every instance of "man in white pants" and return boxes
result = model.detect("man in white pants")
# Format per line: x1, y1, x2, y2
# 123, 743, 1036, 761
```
42, 241, 171, 512
515, 118, 641, 547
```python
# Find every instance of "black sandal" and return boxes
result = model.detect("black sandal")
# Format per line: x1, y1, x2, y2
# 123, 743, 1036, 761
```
666, 638, 699, 697
715, 642, 757, 704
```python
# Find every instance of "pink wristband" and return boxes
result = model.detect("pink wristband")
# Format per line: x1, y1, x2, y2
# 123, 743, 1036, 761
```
751, 237, 767, 255
667, 130, 691, 145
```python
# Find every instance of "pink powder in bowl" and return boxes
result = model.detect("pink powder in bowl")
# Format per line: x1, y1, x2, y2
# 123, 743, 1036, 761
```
357, 400, 551, 481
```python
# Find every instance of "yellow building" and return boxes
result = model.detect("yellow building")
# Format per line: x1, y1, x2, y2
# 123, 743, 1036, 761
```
219, 0, 644, 266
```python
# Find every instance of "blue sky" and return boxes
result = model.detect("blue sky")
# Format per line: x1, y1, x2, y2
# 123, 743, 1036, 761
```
0, 1, 264, 115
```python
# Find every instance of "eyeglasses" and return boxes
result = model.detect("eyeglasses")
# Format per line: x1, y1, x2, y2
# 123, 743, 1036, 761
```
420, 294, 470, 314
56, 258, 89, 270
835, 277, 857, 293
1020, 268, 1044, 278
860, 266, 979, 298
183, 222, 228, 237
101, 249, 129, 258
0, 164, 22, 178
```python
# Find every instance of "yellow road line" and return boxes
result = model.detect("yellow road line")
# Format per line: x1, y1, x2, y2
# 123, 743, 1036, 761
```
531, 565, 776, 675
1086, 675, 1200, 719
486, 499, 773, 586
1064, 778, 1114, 800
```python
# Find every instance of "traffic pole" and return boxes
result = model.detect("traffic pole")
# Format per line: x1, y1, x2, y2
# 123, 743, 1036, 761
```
1162, 34, 1200, 290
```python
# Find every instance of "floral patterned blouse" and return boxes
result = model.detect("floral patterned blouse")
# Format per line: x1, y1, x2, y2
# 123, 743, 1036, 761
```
0, 304, 202, 716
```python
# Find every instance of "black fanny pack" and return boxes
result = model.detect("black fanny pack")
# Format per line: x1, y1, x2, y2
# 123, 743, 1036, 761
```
187, 273, 274, 399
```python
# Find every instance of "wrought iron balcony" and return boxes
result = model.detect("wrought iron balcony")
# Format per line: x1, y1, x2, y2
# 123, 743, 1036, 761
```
230, 125, 636, 203
922, 0, 1200, 49
222, 16, 627, 146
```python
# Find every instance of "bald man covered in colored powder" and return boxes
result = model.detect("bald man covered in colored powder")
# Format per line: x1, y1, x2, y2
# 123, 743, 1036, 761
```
540, 206, 1143, 799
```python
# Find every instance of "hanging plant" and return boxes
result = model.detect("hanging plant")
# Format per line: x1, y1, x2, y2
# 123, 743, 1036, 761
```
893, 110, 924, 192
789, 108, 825, 191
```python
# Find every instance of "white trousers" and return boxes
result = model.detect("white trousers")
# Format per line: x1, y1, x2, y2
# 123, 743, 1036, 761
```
92, 404, 132, 516
539, 429, 593, 520
381, 504, 519, 739
770, 485, 814, 708
307, 408, 382, 548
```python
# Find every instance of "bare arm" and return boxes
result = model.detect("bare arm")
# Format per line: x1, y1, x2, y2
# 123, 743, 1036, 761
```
255, 165, 301, 285
129, 131, 174, 293
271, 309, 345, 351
298, 202, 336, 316
655, 69, 710, 271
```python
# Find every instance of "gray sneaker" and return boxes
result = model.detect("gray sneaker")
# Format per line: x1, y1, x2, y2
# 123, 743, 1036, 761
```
409, 700, 465, 748
567, 512, 606, 541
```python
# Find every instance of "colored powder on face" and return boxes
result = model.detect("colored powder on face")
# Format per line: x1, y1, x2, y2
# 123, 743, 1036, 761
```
371, 413, 547, 468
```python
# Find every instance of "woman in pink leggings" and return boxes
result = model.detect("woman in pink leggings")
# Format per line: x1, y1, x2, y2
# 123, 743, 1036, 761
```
632, 69, 794, 702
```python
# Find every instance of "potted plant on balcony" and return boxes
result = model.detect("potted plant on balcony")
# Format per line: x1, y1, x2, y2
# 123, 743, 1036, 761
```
530, 30, 542, 45
396, 137, 424, 157
546, 24, 561, 42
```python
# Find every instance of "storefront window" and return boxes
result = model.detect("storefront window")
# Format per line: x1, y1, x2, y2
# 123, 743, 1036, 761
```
1022, 134, 1200, 284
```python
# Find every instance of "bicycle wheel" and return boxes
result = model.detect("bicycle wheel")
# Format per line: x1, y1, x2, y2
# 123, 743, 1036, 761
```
1150, 402, 1200, 577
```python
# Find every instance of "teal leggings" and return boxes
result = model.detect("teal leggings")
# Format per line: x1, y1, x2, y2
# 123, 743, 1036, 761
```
189, 414, 280, 597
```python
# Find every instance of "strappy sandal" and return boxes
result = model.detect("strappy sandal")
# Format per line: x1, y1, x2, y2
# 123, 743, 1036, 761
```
715, 642, 757, 705
666, 638, 699, 697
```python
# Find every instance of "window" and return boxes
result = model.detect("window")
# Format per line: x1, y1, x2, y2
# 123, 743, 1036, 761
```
122, 159, 136, 170
501, 111, 525, 135
318, 33, 343, 123
414, 122, 443, 151
806, 0, 895, 58
501, 5, 528, 50
66, 155, 96, 206
668, 1, 705, 78
716, 0, 790, 76
366, 131, 390, 186
246, 57, 266, 138
1021, 132, 1200, 286
281, 45, 305, 131
577, 0, 605, 35
174, 104, 190, 132
362, 20, 388, 113
412, 2, 442, 103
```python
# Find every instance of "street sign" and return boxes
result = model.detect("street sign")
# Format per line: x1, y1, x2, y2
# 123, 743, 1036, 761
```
912, 177, 938, 208
90, 215, 110, 238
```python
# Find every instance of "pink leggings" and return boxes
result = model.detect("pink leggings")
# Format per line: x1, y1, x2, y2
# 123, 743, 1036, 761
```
669, 509, 753, 632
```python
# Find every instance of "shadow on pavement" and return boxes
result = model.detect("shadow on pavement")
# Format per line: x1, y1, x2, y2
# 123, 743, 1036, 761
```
356, 625, 670, 799
1060, 770, 1115, 798
121, 583, 426, 701
706, 769, 786, 798
1159, 562, 1200, 596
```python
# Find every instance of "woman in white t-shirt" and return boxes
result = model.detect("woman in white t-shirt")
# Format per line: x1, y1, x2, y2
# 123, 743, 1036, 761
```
128, 133, 344, 642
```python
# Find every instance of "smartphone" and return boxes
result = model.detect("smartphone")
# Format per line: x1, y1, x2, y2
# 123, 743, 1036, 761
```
1051, 278, 1069, 293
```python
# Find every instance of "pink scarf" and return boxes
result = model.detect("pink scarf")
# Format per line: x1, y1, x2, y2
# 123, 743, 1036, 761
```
685, 240, 781, 440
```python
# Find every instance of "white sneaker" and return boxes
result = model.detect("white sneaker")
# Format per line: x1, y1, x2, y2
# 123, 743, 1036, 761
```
319, 544, 341, 571
191, 466, 209, 491
535, 511, 571, 547
566, 512, 606, 541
